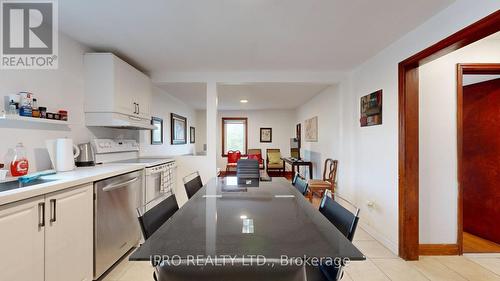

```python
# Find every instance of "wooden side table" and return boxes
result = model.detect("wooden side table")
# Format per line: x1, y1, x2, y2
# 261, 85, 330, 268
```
281, 157, 313, 179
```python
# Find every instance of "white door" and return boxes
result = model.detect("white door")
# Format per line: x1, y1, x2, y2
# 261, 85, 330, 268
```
45, 184, 93, 281
0, 196, 45, 281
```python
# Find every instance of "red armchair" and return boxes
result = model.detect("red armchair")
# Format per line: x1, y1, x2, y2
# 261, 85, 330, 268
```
247, 148, 264, 170
226, 150, 241, 173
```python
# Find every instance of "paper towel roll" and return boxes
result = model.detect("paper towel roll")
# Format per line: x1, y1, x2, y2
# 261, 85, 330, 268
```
55, 138, 78, 172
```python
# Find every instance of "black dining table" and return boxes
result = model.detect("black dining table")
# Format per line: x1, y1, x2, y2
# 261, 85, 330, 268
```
130, 177, 365, 264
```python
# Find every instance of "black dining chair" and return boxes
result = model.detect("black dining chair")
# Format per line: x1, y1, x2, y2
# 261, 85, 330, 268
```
137, 194, 179, 240
292, 173, 309, 196
183, 171, 203, 199
236, 159, 260, 179
318, 190, 360, 281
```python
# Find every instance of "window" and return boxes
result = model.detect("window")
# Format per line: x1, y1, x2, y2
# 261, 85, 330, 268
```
222, 117, 248, 156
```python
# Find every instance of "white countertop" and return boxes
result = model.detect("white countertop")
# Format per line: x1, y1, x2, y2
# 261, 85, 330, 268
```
0, 164, 147, 206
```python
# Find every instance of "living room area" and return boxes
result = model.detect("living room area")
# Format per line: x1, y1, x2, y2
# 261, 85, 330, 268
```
216, 83, 335, 185
161, 82, 340, 198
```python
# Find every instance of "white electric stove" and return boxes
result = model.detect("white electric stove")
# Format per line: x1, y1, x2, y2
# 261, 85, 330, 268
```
93, 139, 176, 207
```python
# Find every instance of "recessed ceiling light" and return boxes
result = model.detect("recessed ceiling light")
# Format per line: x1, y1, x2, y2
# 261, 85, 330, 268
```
240, 99, 248, 103
240, 215, 248, 219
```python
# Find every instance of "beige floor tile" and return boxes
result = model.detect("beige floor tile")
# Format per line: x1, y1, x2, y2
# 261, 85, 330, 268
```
354, 228, 375, 241
354, 240, 397, 259
339, 269, 354, 281
410, 256, 468, 281
344, 259, 391, 281
100, 256, 133, 281
467, 257, 500, 276
434, 256, 500, 281
118, 261, 155, 281
372, 258, 430, 281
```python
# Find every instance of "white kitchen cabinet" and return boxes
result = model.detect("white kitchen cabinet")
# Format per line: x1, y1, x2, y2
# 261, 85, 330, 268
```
0, 196, 45, 281
84, 53, 152, 119
45, 184, 93, 281
0, 184, 93, 281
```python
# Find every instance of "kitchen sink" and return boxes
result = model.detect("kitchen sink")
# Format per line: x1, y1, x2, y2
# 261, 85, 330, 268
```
0, 179, 57, 193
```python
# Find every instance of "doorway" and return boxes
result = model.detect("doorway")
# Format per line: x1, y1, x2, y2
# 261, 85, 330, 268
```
457, 64, 500, 254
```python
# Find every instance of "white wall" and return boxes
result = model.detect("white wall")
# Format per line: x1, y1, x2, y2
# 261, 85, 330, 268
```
0, 34, 139, 172
296, 85, 343, 180
216, 109, 295, 170
139, 86, 197, 157
294, 0, 500, 253
195, 110, 207, 154
418, 36, 500, 244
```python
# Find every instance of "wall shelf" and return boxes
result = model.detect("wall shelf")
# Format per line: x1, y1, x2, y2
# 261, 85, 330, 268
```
0, 114, 70, 125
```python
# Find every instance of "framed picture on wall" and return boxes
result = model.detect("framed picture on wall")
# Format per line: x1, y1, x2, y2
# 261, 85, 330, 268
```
260, 128, 272, 143
151, 117, 163, 145
171, 113, 187, 145
190, 126, 196, 143
360, 89, 383, 127
304, 116, 318, 142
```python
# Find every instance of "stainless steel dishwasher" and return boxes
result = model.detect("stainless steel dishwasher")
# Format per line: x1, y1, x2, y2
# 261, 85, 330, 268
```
94, 170, 143, 279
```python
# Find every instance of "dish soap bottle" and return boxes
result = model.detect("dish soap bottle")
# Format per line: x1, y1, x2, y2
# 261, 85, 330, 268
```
10, 143, 29, 177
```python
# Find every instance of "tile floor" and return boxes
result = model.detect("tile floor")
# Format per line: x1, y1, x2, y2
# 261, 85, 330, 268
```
100, 226, 500, 281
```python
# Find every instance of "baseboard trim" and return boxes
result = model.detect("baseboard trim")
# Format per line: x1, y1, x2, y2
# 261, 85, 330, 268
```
419, 244, 459, 255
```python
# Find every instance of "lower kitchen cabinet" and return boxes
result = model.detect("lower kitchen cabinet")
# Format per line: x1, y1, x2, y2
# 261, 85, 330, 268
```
0, 196, 45, 281
45, 184, 93, 281
0, 184, 93, 281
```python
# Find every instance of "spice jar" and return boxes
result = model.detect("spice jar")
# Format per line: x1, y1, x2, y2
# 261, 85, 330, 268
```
54, 113, 60, 120
47, 112, 54, 119
58, 110, 68, 121
39, 107, 47, 118
32, 108, 40, 118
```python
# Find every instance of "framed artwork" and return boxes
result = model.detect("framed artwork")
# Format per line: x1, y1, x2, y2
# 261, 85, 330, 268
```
260, 128, 272, 143
151, 117, 163, 145
170, 113, 187, 145
190, 126, 196, 143
360, 89, 383, 127
304, 116, 318, 142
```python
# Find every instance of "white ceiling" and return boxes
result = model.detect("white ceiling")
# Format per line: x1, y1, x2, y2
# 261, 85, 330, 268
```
158, 82, 332, 110
59, 0, 454, 74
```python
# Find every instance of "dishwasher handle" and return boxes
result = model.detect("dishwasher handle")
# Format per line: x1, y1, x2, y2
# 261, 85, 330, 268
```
102, 177, 139, 192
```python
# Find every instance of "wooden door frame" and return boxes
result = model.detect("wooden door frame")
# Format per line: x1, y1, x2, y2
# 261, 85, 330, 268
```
398, 10, 500, 260
456, 63, 500, 255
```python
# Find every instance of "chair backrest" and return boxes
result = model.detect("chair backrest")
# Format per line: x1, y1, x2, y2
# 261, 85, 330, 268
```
323, 159, 338, 184
292, 173, 308, 196
227, 150, 242, 164
247, 149, 263, 164
137, 195, 179, 240
266, 148, 281, 163
183, 171, 203, 199
319, 190, 359, 241
237, 159, 260, 179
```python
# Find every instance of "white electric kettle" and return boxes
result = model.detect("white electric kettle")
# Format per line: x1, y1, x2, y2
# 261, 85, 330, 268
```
45, 138, 80, 172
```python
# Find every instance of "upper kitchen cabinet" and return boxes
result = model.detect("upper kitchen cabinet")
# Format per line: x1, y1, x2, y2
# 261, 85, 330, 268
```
84, 53, 154, 129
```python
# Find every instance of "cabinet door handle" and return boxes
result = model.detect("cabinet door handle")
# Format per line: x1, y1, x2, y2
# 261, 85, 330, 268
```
50, 199, 57, 223
137, 104, 140, 115
38, 202, 45, 227
133, 103, 137, 114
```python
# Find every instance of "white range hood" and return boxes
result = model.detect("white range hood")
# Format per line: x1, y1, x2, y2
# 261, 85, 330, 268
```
85, 112, 155, 130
